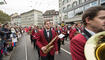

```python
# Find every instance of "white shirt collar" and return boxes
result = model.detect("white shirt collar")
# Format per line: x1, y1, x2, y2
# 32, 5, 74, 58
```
85, 28, 95, 36
46, 29, 50, 37
46, 29, 50, 32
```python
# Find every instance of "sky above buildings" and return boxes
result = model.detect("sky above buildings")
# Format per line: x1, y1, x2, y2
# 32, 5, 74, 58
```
0, 0, 59, 15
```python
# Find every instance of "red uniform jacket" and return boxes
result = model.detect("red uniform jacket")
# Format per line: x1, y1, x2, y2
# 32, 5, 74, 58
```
36, 29, 58, 56
32, 29, 38, 40
69, 28, 77, 40
61, 26, 67, 34
70, 29, 92, 60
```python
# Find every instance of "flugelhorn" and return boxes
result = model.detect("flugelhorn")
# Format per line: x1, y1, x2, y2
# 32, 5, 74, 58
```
84, 31, 105, 60
42, 35, 58, 54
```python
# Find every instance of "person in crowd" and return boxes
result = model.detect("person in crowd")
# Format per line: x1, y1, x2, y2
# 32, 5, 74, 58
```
75, 22, 83, 33
69, 23, 77, 40
36, 20, 58, 60
11, 27, 17, 47
50, 22, 54, 30
61, 25, 67, 45
0, 24, 3, 60
30, 26, 34, 44
56, 25, 62, 53
32, 26, 41, 60
0, 23, 11, 56
70, 6, 105, 60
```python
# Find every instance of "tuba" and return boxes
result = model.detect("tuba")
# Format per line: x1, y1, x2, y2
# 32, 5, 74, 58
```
42, 35, 58, 54
84, 31, 105, 60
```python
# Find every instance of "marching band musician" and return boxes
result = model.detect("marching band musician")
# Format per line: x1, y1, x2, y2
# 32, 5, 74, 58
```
32, 26, 40, 60
61, 25, 67, 45
55, 25, 62, 53
31, 25, 37, 48
70, 6, 105, 60
36, 20, 58, 60
69, 23, 77, 40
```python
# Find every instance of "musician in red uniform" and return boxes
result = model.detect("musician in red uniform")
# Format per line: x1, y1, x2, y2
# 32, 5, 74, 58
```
70, 6, 105, 60
36, 20, 58, 60
31, 26, 38, 46
60, 25, 67, 45
32, 26, 41, 60
56, 26, 62, 53
69, 23, 77, 40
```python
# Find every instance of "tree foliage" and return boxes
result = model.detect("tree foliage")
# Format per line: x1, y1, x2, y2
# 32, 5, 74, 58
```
0, 10, 11, 23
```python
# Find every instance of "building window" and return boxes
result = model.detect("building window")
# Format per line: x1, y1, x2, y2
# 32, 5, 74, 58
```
63, 7, 66, 11
79, 0, 82, 4
85, 0, 88, 2
67, 4, 70, 9
67, 0, 68, 3
68, 0, 71, 2
101, 0, 105, 4
64, 15, 68, 19
90, 1, 98, 7
63, 0, 68, 4
68, 10, 75, 18
62, 0, 64, 5
67, 4, 72, 9
84, 3, 91, 10
59, 3, 61, 7
72, 1, 77, 7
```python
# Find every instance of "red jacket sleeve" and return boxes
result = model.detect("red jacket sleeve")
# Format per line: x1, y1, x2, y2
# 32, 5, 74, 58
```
36, 33, 43, 49
70, 34, 86, 60
54, 31, 58, 51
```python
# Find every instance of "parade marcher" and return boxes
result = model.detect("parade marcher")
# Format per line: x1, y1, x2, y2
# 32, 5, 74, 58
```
50, 22, 55, 30
70, 6, 105, 60
32, 26, 41, 60
36, 20, 58, 60
56, 26, 62, 53
75, 22, 83, 33
32, 26, 38, 47
24, 27, 28, 33
69, 23, 77, 40
30, 26, 34, 44
61, 25, 67, 45
32, 26, 39, 48
64, 25, 68, 40
66, 24, 71, 37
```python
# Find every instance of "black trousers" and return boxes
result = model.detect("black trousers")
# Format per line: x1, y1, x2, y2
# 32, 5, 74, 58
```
58, 39, 61, 52
62, 39, 64, 45
33, 39, 36, 48
36, 45, 40, 58
30, 35, 33, 43
41, 53, 54, 60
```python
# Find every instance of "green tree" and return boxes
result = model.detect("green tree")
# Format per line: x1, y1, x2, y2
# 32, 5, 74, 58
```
0, 10, 10, 23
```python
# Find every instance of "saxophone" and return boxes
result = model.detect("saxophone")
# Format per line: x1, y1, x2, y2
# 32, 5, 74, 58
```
42, 35, 58, 54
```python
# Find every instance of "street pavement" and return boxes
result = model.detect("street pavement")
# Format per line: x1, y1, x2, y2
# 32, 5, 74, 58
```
10, 33, 72, 60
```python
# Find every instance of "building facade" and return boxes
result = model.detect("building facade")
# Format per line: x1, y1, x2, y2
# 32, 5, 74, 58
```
43, 10, 60, 26
59, 0, 105, 23
11, 13, 21, 26
0, 0, 6, 5
20, 9, 43, 27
